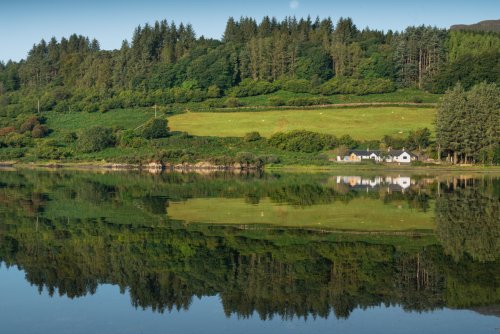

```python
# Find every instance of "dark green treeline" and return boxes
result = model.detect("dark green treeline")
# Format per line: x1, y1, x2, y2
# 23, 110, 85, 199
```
436, 82, 500, 164
0, 17, 499, 114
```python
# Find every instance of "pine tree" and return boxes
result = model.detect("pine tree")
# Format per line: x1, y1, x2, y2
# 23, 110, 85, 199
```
436, 83, 467, 163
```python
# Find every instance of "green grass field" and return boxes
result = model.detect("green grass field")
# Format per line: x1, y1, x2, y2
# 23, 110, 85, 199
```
169, 197, 435, 231
169, 106, 436, 140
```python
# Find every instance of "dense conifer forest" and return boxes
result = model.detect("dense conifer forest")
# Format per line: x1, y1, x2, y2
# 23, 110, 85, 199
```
0, 16, 499, 113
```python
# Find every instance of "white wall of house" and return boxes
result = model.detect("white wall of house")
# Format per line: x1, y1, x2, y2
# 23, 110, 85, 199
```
394, 152, 412, 163
369, 153, 383, 162
385, 152, 413, 163
355, 153, 383, 161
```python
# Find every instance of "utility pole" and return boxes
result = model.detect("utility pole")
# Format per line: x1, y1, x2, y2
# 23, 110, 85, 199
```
37, 98, 40, 114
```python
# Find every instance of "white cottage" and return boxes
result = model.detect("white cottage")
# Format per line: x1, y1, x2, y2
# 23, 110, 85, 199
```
337, 149, 418, 164
385, 150, 417, 163
342, 150, 383, 162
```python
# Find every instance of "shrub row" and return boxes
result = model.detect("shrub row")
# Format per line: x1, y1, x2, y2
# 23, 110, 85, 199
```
1, 76, 397, 116
268, 130, 359, 153
319, 77, 396, 95
228, 79, 279, 97
268, 130, 337, 153
229, 77, 395, 98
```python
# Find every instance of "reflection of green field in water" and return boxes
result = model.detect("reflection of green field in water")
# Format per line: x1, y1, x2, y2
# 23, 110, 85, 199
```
169, 197, 435, 231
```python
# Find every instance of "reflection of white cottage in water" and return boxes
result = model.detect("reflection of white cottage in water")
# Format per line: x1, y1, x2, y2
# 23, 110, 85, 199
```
335, 175, 415, 192
385, 176, 412, 190
337, 149, 418, 164
395, 176, 411, 190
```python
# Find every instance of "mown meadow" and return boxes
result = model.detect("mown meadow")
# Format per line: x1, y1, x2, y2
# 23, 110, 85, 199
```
168, 106, 436, 140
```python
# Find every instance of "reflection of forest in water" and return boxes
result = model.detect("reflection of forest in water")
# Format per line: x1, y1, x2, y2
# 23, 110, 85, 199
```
0, 170, 498, 320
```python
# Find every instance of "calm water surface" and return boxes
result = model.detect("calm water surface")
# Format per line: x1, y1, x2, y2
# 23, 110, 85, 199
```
0, 170, 498, 333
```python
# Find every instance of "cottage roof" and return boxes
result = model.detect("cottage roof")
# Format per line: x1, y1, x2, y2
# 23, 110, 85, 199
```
348, 150, 381, 156
388, 150, 417, 157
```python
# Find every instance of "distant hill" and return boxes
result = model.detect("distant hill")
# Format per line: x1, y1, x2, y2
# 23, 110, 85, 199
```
451, 19, 500, 33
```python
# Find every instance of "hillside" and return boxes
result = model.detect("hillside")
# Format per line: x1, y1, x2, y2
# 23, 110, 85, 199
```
169, 106, 436, 140
451, 19, 500, 32
0, 15, 499, 166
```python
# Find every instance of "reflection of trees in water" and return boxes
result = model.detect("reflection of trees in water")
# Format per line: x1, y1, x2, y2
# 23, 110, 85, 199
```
0, 169, 436, 211
436, 178, 500, 262
383, 190, 432, 212
76, 181, 118, 204
0, 170, 498, 319
0, 217, 498, 320
141, 196, 169, 214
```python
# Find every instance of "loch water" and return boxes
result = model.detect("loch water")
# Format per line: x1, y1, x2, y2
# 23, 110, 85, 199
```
0, 169, 498, 333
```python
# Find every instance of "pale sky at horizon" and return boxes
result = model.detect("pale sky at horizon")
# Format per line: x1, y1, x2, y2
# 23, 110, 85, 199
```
0, 0, 498, 62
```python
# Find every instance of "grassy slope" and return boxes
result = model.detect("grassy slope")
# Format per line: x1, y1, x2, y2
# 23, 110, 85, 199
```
169, 106, 436, 140
41, 90, 438, 141
169, 197, 435, 231
4, 90, 439, 164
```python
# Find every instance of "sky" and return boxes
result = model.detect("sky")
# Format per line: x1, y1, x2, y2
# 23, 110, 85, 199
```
0, 0, 498, 62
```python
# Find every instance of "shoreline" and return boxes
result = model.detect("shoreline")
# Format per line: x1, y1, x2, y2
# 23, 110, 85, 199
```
2, 160, 500, 174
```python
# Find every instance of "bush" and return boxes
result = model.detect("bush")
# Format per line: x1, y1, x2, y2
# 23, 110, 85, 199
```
203, 99, 226, 109
236, 152, 260, 167
83, 103, 99, 113
31, 146, 72, 160
382, 135, 407, 150
3, 132, 31, 148
155, 149, 194, 162
118, 129, 135, 147
0, 147, 25, 159
225, 97, 242, 108
320, 77, 395, 95
259, 154, 281, 164
229, 79, 279, 97
31, 124, 49, 138
243, 131, 261, 142
19, 116, 40, 133
62, 132, 78, 143
269, 130, 337, 153
119, 130, 147, 148
142, 118, 169, 139
0, 127, 15, 136
268, 96, 286, 106
77, 127, 115, 153
282, 79, 312, 93
338, 134, 359, 149
207, 85, 222, 98
180, 153, 196, 163
53, 101, 70, 113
